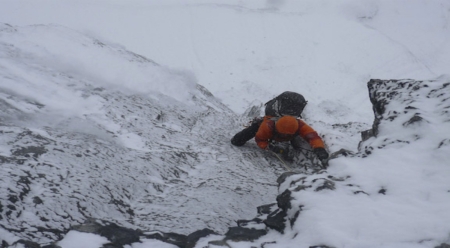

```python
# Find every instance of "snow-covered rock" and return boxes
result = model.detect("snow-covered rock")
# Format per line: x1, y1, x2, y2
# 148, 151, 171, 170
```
361, 78, 450, 155
107, 77, 450, 248
0, 23, 283, 246
2, 22, 450, 248
258, 78, 450, 248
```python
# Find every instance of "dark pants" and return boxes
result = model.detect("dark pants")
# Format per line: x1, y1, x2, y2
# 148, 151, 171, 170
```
231, 118, 263, 146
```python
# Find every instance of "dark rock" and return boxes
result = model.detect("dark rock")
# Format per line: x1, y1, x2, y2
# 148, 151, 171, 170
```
8, 195, 19, 204
11, 146, 47, 158
71, 219, 102, 233
366, 79, 396, 138
360, 129, 374, 142
263, 208, 286, 233
328, 149, 355, 160
41, 245, 61, 248
101, 244, 121, 248
72, 219, 142, 247
236, 218, 264, 228
438, 139, 450, 148
99, 223, 142, 246
276, 189, 292, 211
327, 175, 350, 182
353, 191, 369, 195
313, 178, 335, 191
378, 188, 387, 195
276, 171, 299, 185
207, 240, 230, 247
145, 231, 187, 248
289, 210, 301, 228
403, 115, 425, 127
11, 240, 41, 248
435, 244, 450, 248
33, 196, 44, 205
186, 228, 218, 248
0, 155, 13, 163
224, 226, 267, 242
257, 203, 277, 215
292, 185, 310, 192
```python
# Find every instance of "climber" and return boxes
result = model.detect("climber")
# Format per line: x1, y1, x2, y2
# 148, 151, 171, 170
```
255, 115, 329, 161
231, 91, 307, 147
230, 91, 328, 162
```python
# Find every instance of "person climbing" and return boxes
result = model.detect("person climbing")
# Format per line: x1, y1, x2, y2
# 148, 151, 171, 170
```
230, 91, 328, 163
254, 115, 329, 162
231, 91, 308, 147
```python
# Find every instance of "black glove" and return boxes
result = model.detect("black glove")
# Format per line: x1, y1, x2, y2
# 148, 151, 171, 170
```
314, 147, 329, 160
268, 144, 285, 154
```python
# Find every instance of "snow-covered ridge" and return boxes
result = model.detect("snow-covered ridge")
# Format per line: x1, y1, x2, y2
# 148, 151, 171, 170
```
2, 22, 450, 248
53, 78, 450, 248
140, 77, 450, 248
35, 77, 450, 248
361, 78, 450, 155
0, 22, 196, 113
270, 78, 450, 248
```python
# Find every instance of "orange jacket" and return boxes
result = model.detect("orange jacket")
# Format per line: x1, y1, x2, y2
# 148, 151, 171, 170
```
255, 116, 325, 150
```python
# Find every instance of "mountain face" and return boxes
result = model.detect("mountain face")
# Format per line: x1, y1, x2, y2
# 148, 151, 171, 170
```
0, 23, 285, 245
270, 78, 450, 248
106, 78, 449, 248
1, 23, 450, 248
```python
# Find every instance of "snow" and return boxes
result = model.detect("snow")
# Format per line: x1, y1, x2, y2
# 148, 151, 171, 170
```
1, 0, 450, 247
4, 0, 449, 119
57, 231, 109, 248
126, 239, 179, 248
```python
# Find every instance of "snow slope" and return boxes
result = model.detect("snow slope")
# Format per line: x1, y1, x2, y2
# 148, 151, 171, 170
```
2, 0, 449, 120
269, 78, 450, 248
1, 0, 450, 247
0, 23, 283, 244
